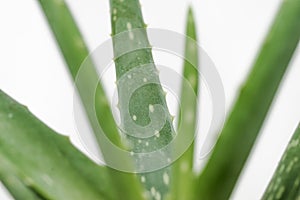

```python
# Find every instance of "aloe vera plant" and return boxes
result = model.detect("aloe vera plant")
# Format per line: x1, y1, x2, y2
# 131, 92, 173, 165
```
0, 0, 300, 200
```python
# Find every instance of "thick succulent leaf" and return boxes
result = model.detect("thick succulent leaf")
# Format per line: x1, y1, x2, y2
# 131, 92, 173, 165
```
0, 90, 117, 200
109, 0, 175, 199
37, 0, 144, 199
262, 124, 300, 200
0, 156, 45, 200
170, 7, 199, 200
1, 176, 44, 200
197, 0, 300, 199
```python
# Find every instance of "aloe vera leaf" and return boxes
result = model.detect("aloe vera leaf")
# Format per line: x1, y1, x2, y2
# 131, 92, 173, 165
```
262, 124, 300, 200
197, 0, 300, 199
0, 90, 117, 200
109, 0, 175, 198
0, 156, 45, 200
1, 176, 44, 200
37, 1, 145, 199
170, 7, 199, 200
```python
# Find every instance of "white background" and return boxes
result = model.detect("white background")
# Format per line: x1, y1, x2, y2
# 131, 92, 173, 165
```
0, 0, 299, 199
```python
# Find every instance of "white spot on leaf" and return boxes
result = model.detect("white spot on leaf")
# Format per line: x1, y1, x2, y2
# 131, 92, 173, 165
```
149, 104, 154, 113
155, 192, 161, 200
150, 187, 156, 196
127, 22, 132, 30
163, 172, 169, 185
154, 130, 160, 138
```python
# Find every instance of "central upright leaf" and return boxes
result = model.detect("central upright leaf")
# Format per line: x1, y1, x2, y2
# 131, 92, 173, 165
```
109, 0, 175, 198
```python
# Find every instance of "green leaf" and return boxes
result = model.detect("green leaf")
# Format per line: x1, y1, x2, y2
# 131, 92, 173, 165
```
170, 6, 199, 200
37, 1, 144, 199
262, 124, 300, 200
109, 0, 175, 198
0, 90, 116, 199
197, 0, 300, 199
0, 156, 45, 200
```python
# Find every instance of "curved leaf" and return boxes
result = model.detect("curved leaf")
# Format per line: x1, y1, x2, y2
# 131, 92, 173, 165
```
197, 0, 300, 199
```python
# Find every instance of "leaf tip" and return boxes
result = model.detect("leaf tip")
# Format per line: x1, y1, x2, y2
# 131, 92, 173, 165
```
187, 5, 195, 22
